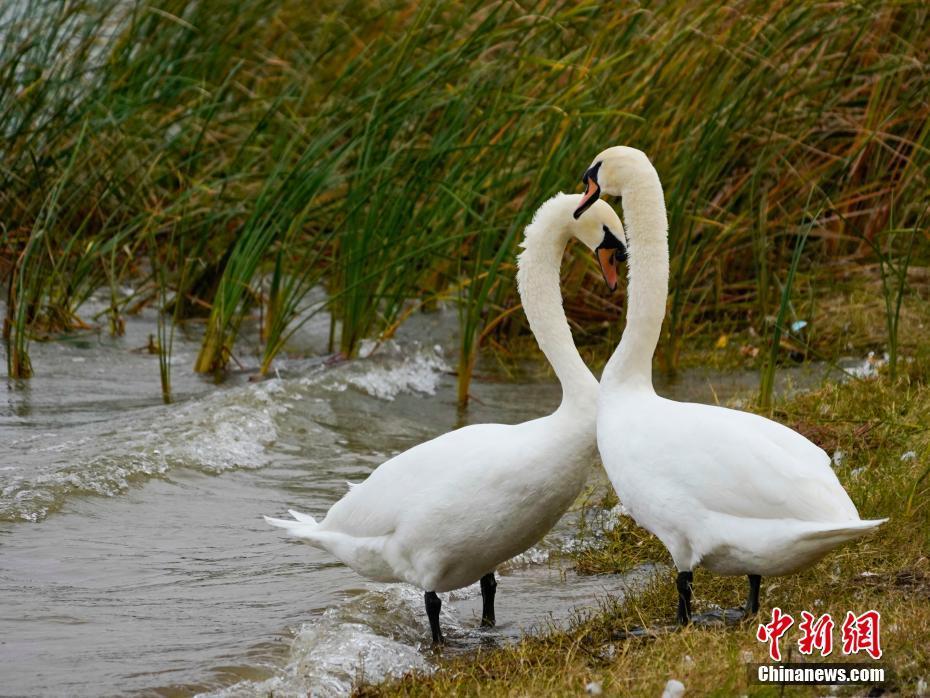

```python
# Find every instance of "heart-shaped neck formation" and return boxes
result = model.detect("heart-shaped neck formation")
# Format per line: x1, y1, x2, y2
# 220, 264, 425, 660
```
601, 164, 670, 393
517, 200, 599, 414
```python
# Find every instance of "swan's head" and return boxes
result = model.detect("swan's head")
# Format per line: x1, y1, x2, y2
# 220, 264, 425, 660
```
573, 146, 654, 219
523, 192, 627, 291
571, 197, 628, 292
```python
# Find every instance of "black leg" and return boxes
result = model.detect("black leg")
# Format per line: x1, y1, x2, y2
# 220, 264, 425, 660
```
676, 571, 693, 626
746, 574, 761, 615
424, 591, 444, 644
480, 572, 497, 627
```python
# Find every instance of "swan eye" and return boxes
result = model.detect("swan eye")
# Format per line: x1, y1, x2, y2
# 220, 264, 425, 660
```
597, 225, 627, 266
600, 225, 624, 250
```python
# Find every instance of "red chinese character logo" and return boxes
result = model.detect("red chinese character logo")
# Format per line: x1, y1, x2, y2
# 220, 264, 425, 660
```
756, 607, 795, 661
797, 611, 834, 656
841, 610, 882, 659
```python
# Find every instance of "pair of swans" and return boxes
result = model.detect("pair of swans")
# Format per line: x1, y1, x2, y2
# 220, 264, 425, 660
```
267, 147, 883, 642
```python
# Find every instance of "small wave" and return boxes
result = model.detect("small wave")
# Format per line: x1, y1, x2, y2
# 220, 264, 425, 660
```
502, 545, 551, 569
197, 586, 434, 698
1, 380, 293, 522
305, 341, 449, 402
160, 380, 287, 473
196, 555, 659, 697
2, 341, 452, 522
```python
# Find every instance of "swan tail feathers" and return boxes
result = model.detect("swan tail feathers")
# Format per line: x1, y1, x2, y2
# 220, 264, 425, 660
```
264, 514, 393, 581
288, 509, 318, 524
264, 510, 324, 545
800, 518, 887, 544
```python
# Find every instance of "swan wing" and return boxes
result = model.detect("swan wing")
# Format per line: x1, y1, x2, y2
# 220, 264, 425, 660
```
317, 419, 552, 538
673, 401, 857, 521
611, 397, 858, 523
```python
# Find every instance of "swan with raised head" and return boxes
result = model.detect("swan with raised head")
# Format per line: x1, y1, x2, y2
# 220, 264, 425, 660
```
574, 146, 885, 625
266, 193, 627, 643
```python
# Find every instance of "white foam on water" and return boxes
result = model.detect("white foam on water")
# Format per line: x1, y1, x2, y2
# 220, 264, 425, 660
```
161, 379, 288, 473
1, 379, 298, 521
2, 336, 454, 522
303, 341, 450, 402
197, 586, 434, 698
344, 348, 448, 401
200, 559, 663, 698
503, 545, 551, 569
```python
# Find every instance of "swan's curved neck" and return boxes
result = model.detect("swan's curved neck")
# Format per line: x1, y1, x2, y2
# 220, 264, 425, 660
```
517, 223, 598, 413
602, 167, 669, 392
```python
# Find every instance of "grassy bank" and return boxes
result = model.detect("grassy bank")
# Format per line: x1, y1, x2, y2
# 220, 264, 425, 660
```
355, 355, 930, 697
2, 0, 928, 404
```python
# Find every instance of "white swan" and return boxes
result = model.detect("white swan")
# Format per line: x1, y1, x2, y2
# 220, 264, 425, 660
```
266, 193, 627, 643
574, 146, 885, 624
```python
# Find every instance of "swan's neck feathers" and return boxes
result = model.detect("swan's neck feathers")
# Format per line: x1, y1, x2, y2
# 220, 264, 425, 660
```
603, 170, 669, 391
517, 212, 598, 412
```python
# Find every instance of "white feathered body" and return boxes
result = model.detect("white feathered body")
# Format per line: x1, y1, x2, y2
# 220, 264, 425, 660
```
586, 145, 883, 579
598, 387, 884, 576
267, 194, 624, 595
270, 406, 595, 592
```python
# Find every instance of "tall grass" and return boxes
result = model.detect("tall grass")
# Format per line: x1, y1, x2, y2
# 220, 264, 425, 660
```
757, 201, 816, 412
876, 208, 921, 383
1, 0, 928, 398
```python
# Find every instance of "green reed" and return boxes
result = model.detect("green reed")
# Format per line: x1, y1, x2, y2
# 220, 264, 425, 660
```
1, 0, 927, 403
877, 211, 921, 384
758, 202, 816, 412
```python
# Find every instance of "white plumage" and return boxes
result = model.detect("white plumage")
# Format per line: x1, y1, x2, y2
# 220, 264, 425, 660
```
599, 393, 883, 577
266, 193, 627, 640
576, 146, 884, 619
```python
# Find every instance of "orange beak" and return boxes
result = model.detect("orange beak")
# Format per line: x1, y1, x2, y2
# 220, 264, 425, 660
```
597, 247, 619, 292
574, 177, 601, 219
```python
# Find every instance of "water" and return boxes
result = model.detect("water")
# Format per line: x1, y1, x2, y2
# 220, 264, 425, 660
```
0, 301, 836, 697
